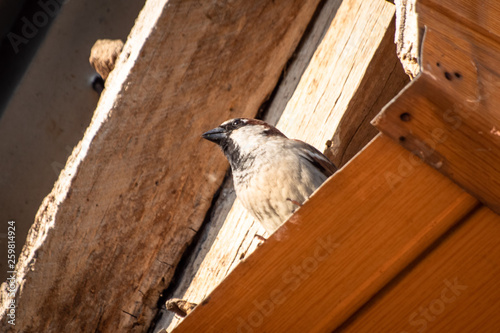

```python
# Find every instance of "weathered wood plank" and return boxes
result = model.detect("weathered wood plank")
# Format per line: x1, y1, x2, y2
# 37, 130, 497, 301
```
173, 135, 478, 333
264, 0, 343, 126
326, 15, 410, 166
374, 1, 500, 213
275, 0, 395, 153
161, 1, 403, 330
338, 205, 500, 332
0, 0, 322, 331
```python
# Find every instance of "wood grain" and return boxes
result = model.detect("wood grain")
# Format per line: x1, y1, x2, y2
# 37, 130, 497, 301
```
173, 135, 478, 332
275, 0, 395, 152
327, 15, 410, 166
420, 0, 500, 39
0, 0, 322, 331
338, 205, 500, 333
374, 1, 500, 213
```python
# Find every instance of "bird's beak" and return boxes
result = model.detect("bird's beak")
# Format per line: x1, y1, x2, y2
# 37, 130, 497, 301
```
202, 126, 227, 144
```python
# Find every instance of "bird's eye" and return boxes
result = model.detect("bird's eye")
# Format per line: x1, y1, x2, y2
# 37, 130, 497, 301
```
232, 119, 242, 127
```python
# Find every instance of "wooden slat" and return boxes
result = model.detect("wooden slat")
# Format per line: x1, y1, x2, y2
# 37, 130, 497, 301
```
374, 1, 500, 213
173, 135, 478, 333
338, 205, 500, 332
420, 0, 500, 40
0, 1, 322, 331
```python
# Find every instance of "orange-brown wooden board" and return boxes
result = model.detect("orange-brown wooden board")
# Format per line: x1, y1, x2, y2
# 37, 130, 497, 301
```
374, 3, 500, 213
338, 205, 500, 333
173, 135, 478, 332
420, 0, 500, 40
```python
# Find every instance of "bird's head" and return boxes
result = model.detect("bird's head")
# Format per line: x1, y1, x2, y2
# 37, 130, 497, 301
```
202, 118, 286, 168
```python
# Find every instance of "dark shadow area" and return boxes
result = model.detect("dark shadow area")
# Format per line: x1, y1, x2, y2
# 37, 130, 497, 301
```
0, 0, 62, 116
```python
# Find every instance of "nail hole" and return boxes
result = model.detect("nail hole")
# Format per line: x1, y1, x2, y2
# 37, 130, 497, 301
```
155, 181, 159, 186
444, 72, 452, 81
436, 62, 441, 67
454, 72, 462, 79
399, 136, 406, 142
400, 112, 411, 122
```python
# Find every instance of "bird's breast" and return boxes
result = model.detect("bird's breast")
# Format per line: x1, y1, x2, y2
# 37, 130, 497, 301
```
232, 153, 325, 233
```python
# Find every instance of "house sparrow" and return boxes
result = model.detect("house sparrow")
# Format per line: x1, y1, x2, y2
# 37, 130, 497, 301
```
202, 118, 337, 234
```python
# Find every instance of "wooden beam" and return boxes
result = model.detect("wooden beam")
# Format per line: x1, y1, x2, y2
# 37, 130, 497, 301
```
338, 205, 500, 332
374, 0, 500, 213
161, 0, 406, 330
173, 135, 478, 332
0, 0, 322, 331
326, 14, 410, 166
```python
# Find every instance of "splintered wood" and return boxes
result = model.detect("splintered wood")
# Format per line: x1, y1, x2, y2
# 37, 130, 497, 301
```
394, 0, 420, 78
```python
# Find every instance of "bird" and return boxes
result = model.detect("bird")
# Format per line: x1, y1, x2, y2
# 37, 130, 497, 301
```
202, 118, 337, 234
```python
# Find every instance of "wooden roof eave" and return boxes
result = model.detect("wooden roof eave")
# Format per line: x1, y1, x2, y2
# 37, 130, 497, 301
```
173, 1, 500, 331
